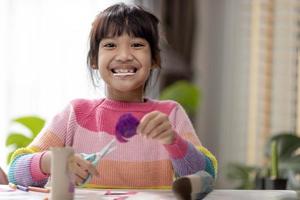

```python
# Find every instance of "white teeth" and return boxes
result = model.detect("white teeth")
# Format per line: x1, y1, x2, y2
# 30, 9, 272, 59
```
114, 69, 135, 73
113, 72, 135, 76
111, 68, 136, 76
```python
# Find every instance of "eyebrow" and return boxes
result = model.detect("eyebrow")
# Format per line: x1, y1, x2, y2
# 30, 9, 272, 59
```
101, 37, 147, 41
101, 37, 115, 40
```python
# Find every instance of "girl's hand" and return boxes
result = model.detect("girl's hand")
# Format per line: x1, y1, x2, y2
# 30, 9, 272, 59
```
68, 154, 100, 185
137, 111, 175, 144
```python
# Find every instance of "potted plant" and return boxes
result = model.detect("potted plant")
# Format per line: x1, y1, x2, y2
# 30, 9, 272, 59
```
226, 132, 300, 190
160, 80, 201, 118
264, 141, 287, 189
226, 163, 259, 189
6, 116, 45, 164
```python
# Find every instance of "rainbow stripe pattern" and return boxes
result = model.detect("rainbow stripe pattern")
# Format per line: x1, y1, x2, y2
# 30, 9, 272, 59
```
8, 98, 217, 189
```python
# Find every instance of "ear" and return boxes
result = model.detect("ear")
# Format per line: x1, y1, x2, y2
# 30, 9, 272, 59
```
91, 64, 98, 69
151, 59, 159, 69
151, 64, 157, 69
151, 54, 161, 69
151, 62, 161, 70
90, 58, 98, 69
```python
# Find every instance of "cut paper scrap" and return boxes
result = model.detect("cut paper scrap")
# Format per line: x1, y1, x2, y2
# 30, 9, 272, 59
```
75, 189, 177, 200
104, 190, 137, 195
113, 197, 129, 200
115, 113, 139, 143
0, 188, 15, 192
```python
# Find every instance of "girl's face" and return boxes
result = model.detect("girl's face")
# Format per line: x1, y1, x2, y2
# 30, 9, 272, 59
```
98, 33, 152, 101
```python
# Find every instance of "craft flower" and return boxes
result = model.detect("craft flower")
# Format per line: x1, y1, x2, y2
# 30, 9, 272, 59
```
115, 113, 140, 143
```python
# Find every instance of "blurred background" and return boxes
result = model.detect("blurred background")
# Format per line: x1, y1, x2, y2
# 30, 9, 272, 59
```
1, 0, 300, 189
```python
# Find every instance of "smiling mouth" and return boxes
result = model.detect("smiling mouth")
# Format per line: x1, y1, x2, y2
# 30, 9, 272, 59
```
111, 68, 137, 76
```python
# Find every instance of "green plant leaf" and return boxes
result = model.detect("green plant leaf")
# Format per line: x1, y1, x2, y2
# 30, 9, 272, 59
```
226, 133, 300, 189
6, 115, 45, 165
7, 151, 14, 164
265, 133, 300, 159
5, 133, 32, 148
160, 80, 201, 115
226, 163, 258, 189
280, 155, 300, 171
13, 116, 45, 137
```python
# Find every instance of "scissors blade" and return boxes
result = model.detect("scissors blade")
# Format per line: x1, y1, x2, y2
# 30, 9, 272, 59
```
81, 139, 117, 185
95, 139, 116, 160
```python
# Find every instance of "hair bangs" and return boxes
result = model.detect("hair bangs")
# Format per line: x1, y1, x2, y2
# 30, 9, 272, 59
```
87, 3, 161, 88
98, 15, 150, 40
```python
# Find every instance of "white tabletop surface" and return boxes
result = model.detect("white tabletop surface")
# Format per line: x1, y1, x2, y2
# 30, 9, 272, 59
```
0, 185, 299, 200
204, 189, 299, 200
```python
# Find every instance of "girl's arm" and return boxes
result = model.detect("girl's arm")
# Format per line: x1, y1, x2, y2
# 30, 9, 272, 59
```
163, 132, 217, 178
8, 103, 99, 187
8, 104, 72, 187
8, 147, 52, 187
164, 103, 217, 178
138, 103, 217, 178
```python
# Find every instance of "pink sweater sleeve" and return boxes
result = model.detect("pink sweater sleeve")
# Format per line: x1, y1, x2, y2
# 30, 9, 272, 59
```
30, 152, 49, 181
164, 103, 216, 177
8, 104, 73, 187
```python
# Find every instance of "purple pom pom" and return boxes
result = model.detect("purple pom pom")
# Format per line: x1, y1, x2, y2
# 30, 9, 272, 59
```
115, 113, 140, 143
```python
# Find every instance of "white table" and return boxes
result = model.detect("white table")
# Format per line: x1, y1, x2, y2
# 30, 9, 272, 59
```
0, 185, 298, 200
204, 190, 299, 200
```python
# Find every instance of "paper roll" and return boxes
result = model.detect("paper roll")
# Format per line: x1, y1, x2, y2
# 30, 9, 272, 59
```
172, 171, 214, 200
50, 147, 74, 200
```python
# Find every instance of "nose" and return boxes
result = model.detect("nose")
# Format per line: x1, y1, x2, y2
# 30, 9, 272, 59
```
115, 46, 133, 62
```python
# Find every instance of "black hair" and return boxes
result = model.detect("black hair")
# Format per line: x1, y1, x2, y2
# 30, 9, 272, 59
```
87, 3, 161, 90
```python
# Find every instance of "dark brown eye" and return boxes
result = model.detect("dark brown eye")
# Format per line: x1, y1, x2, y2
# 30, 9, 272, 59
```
103, 43, 116, 48
131, 43, 144, 48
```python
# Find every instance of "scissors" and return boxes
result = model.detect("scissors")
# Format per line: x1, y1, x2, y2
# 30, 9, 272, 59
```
80, 139, 117, 185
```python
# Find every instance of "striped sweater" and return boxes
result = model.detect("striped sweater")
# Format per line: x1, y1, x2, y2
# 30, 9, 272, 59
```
8, 98, 217, 189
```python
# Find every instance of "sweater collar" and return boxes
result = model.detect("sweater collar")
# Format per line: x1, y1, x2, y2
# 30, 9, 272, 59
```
99, 98, 156, 112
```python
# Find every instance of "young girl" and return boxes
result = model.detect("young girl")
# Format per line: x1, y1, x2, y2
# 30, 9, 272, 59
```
8, 3, 217, 189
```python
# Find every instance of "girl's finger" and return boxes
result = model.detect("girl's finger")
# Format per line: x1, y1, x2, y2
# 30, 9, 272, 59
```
75, 157, 100, 177
149, 122, 172, 139
74, 174, 84, 186
156, 129, 175, 144
69, 154, 99, 180
74, 163, 89, 180
69, 160, 88, 182
142, 115, 164, 137
137, 111, 159, 134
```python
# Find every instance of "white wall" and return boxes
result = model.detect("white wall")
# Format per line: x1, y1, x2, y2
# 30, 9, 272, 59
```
0, 0, 131, 171
193, 0, 251, 188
